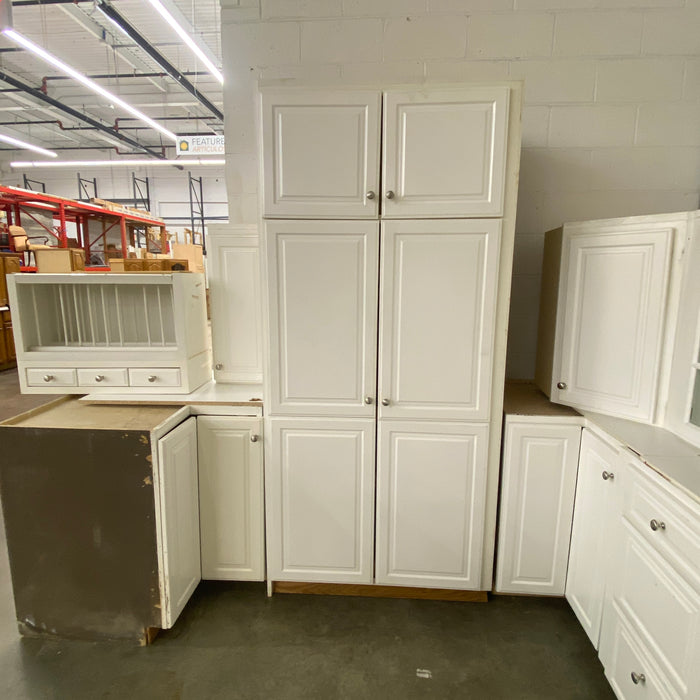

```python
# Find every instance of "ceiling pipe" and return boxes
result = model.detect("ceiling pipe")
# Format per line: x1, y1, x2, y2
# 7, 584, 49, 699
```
95, 1, 224, 122
44, 70, 210, 81
0, 69, 166, 159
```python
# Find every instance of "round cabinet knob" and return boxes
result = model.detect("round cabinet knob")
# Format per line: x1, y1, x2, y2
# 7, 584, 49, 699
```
94, 375, 104, 383
215, 363, 223, 370
602, 470, 614, 481
381, 398, 390, 406
43, 374, 54, 383
364, 396, 374, 405
557, 382, 567, 390
385, 190, 395, 200
147, 375, 157, 383
366, 191, 376, 200
650, 519, 666, 532
631, 672, 646, 685
250, 434, 259, 443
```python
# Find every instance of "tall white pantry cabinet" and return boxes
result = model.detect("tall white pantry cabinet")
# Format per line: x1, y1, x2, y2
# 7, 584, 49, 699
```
260, 84, 522, 591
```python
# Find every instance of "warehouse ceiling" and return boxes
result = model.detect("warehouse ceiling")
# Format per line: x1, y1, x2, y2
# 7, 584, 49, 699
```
0, 0, 223, 162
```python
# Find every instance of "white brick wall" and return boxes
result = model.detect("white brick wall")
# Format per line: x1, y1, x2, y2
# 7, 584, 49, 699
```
221, 0, 700, 380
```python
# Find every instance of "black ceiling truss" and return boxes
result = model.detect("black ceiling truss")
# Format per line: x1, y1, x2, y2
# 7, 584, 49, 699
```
95, 1, 223, 122
0, 70, 166, 159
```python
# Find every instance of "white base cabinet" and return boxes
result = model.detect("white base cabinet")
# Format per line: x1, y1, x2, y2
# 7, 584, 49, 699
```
197, 416, 265, 581
375, 421, 488, 590
495, 420, 582, 595
565, 427, 621, 647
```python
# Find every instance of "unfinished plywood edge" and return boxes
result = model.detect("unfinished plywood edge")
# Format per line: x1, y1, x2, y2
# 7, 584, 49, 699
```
272, 582, 488, 602
141, 627, 161, 646
0, 395, 72, 426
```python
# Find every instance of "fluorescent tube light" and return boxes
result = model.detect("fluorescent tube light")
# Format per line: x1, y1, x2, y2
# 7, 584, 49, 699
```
2, 29, 178, 142
0, 132, 57, 157
10, 159, 225, 168
143, 0, 224, 85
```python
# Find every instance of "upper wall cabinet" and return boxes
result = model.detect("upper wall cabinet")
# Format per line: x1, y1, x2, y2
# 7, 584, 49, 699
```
382, 87, 509, 218
536, 215, 682, 424
261, 87, 509, 220
261, 90, 381, 219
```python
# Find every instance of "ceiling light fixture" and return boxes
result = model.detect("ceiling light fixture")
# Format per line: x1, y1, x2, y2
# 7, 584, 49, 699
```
143, 0, 224, 85
10, 159, 225, 168
0, 132, 57, 157
2, 29, 178, 142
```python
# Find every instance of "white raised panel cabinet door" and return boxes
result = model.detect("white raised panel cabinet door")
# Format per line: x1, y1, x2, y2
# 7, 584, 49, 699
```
266, 417, 375, 584
566, 428, 620, 648
197, 416, 264, 581
156, 417, 200, 629
552, 226, 674, 423
208, 227, 263, 383
375, 421, 488, 590
378, 219, 500, 421
261, 90, 381, 218
266, 221, 378, 417
495, 421, 582, 595
382, 87, 509, 218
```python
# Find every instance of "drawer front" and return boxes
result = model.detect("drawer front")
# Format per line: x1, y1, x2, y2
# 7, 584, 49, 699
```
77, 368, 129, 387
26, 368, 77, 387
613, 520, 699, 698
602, 602, 680, 700
128, 368, 181, 387
624, 458, 700, 588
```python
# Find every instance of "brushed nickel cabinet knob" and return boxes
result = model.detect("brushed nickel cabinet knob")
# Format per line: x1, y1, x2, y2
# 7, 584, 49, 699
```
557, 382, 567, 390
602, 470, 614, 481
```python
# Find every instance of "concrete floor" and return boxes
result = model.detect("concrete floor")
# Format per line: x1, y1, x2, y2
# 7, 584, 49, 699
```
0, 368, 615, 700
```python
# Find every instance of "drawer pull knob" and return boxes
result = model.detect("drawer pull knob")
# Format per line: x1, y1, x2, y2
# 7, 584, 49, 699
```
650, 519, 666, 532
602, 470, 614, 481
385, 190, 395, 199
366, 190, 376, 200
557, 381, 567, 390
364, 396, 374, 405
631, 671, 646, 685
381, 398, 390, 406
215, 363, 223, 370
43, 374, 54, 382
147, 375, 157, 383
95, 375, 104, 382
250, 434, 259, 443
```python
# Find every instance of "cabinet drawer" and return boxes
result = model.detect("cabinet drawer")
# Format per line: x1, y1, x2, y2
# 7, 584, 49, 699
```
624, 458, 700, 588
77, 368, 129, 387
128, 368, 181, 387
602, 602, 680, 700
612, 520, 699, 698
26, 368, 77, 387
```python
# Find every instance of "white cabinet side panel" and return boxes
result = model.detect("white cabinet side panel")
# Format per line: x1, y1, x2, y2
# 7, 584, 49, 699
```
266, 417, 375, 584
495, 422, 582, 595
375, 421, 488, 590
156, 417, 201, 628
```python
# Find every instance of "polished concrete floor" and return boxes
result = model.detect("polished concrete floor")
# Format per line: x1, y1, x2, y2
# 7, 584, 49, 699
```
0, 368, 615, 699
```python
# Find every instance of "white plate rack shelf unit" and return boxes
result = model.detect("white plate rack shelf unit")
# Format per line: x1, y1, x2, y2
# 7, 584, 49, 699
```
7, 273, 211, 394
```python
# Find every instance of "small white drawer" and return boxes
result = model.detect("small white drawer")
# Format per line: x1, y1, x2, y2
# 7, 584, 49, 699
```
128, 368, 181, 387
26, 368, 77, 387
77, 368, 129, 387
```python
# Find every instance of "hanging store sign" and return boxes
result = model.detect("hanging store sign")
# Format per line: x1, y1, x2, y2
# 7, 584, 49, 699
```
176, 135, 225, 156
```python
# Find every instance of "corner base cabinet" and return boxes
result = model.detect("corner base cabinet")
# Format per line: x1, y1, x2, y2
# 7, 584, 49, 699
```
0, 399, 201, 642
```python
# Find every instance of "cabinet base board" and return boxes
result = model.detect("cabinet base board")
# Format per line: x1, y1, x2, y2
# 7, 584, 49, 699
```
272, 581, 488, 602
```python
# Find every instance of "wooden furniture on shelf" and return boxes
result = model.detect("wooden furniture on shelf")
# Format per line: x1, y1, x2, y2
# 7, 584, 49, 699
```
7, 272, 211, 394
261, 83, 522, 594
0, 252, 21, 370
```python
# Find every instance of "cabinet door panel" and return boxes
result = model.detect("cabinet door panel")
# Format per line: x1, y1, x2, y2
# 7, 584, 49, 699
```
267, 221, 378, 417
382, 87, 509, 217
566, 428, 620, 648
379, 219, 500, 421
495, 422, 582, 595
266, 418, 375, 584
552, 228, 673, 422
375, 421, 488, 590
156, 417, 200, 629
198, 416, 264, 581
262, 90, 380, 218
208, 228, 263, 384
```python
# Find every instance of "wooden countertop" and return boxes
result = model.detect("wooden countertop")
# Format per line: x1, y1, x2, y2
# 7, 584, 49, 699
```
503, 381, 581, 417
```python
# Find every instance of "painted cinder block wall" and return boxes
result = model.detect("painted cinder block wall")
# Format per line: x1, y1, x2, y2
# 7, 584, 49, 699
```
220, 0, 700, 380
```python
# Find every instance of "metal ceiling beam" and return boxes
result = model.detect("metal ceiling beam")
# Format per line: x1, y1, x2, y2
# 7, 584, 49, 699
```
44, 71, 210, 81
0, 70, 166, 158
96, 1, 224, 122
